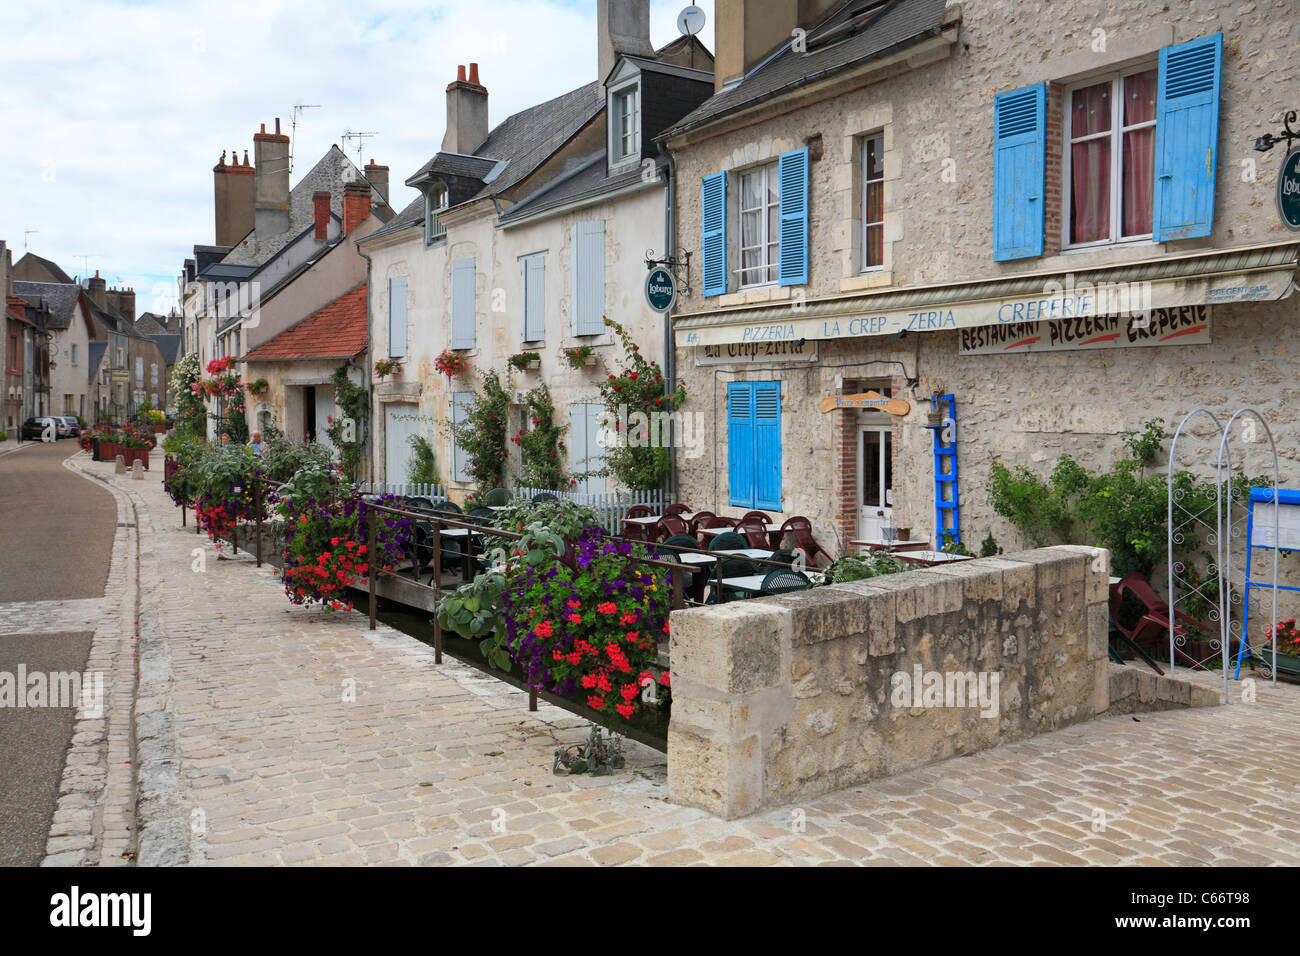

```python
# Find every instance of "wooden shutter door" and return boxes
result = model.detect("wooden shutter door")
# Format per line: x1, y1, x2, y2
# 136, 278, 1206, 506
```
992, 83, 1046, 261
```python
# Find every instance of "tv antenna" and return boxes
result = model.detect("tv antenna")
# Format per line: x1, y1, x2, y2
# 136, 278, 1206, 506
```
23, 230, 38, 251
340, 129, 377, 168
676, 5, 705, 66
289, 103, 320, 172
75, 254, 100, 279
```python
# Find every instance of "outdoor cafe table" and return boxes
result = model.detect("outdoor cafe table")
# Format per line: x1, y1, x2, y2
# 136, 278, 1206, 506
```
673, 548, 774, 564
894, 550, 975, 567
851, 537, 931, 553
720, 570, 825, 597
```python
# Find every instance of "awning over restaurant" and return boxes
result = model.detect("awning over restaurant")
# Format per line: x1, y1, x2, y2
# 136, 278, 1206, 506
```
672, 241, 1300, 348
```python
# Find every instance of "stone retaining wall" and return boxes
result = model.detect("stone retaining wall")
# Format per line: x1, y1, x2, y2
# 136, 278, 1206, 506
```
667, 546, 1124, 818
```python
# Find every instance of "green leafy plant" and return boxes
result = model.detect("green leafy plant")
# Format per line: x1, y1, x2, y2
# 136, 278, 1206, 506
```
372, 358, 402, 378
979, 533, 1002, 557
508, 351, 541, 371
448, 369, 510, 490
513, 384, 567, 489
325, 366, 367, 482
553, 726, 625, 776
563, 344, 594, 369
407, 434, 441, 486
595, 317, 684, 492
940, 532, 973, 556
816, 551, 905, 585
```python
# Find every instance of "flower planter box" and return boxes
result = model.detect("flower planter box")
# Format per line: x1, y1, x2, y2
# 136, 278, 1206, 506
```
583, 355, 598, 367
1251, 648, 1300, 680
153, 424, 167, 434
120, 447, 150, 470
527, 360, 541, 370
99, 441, 122, 462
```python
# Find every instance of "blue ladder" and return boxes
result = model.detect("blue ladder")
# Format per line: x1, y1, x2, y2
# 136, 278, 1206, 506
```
930, 393, 960, 547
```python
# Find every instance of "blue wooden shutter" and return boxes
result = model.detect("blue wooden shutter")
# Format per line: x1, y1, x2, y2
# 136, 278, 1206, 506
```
388, 275, 407, 358
778, 148, 809, 286
1153, 33, 1222, 241
450, 259, 475, 349
522, 254, 545, 342
753, 382, 781, 510
701, 172, 727, 297
992, 83, 1046, 261
571, 221, 605, 335
727, 383, 755, 508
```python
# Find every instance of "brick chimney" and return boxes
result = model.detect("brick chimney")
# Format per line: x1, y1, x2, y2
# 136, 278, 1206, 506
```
87, 270, 106, 309
214, 148, 255, 246
343, 180, 371, 235
442, 64, 489, 154
118, 287, 135, 322
253, 118, 291, 238
313, 190, 331, 241
364, 159, 389, 205
598, 0, 653, 84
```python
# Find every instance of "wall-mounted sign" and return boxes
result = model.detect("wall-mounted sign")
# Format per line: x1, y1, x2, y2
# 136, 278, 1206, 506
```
645, 268, 677, 312
1279, 147, 1300, 232
818, 390, 910, 415
695, 340, 817, 366
110, 369, 129, 382
958, 305, 1212, 355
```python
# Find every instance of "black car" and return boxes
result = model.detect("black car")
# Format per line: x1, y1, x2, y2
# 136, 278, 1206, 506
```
20, 417, 59, 441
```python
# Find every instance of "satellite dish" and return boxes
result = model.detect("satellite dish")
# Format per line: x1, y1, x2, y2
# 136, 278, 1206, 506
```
677, 4, 705, 37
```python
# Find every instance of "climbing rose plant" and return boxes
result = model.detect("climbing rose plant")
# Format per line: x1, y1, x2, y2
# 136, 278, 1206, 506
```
597, 317, 685, 491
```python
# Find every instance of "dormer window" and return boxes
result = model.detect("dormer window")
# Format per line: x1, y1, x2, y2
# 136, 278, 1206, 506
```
425, 185, 448, 245
607, 63, 642, 170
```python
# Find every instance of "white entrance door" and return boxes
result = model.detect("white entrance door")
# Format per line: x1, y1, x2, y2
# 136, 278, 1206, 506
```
856, 425, 894, 540
315, 386, 336, 453
385, 403, 420, 485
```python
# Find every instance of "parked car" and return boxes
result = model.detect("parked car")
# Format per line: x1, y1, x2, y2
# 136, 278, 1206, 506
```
52, 417, 72, 438
20, 417, 60, 441
58, 416, 81, 437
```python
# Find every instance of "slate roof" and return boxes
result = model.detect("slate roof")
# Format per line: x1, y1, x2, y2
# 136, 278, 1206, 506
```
12, 281, 80, 330
500, 157, 650, 224
148, 333, 182, 365
133, 313, 168, 335
222, 147, 390, 267
364, 195, 425, 242
87, 341, 107, 382
661, 0, 948, 138
241, 284, 368, 362
17, 253, 74, 284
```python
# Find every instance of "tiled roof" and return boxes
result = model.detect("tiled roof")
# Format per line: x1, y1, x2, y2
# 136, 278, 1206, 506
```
6, 296, 34, 325
662, 0, 948, 138
12, 280, 80, 330
241, 284, 368, 362
86, 341, 107, 382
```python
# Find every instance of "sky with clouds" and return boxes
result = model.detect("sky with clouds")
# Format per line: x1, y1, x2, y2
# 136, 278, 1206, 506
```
0, 0, 714, 315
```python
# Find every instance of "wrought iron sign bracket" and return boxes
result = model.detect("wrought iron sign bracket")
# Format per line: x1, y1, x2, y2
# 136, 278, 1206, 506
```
1254, 110, 1299, 152
644, 250, 691, 297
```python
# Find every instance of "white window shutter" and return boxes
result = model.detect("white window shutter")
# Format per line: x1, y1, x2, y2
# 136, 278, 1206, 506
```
451, 392, 471, 482
584, 403, 606, 494
571, 221, 605, 336
569, 404, 588, 492
388, 276, 407, 357
451, 259, 476, 349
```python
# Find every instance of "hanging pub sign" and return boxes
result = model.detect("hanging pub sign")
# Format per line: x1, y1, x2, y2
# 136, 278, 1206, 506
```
645, 268, 677, 312
1279, 146, 1300, 232
958, 305, 1211, 356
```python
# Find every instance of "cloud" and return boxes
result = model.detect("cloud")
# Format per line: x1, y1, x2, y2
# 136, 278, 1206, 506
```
0, 0, 715, 313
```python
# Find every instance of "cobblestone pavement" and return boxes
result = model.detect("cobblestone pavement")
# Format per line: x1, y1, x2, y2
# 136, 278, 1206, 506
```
77, 452, 1300, 866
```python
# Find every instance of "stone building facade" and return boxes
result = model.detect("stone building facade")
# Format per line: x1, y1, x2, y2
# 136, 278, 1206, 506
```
664, 0, 1300, 560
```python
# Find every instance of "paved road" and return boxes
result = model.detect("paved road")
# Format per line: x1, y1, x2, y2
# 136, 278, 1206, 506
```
0, 439, 117, 866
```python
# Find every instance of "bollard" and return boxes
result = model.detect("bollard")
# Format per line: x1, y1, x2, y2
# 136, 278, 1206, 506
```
254, 480, 263, 568
431, 523, 443, 664
114, 454, 126, 474
131, 459, 144, 480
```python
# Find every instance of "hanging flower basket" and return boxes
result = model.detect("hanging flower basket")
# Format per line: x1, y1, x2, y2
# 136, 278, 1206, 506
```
373, 358, 403, 378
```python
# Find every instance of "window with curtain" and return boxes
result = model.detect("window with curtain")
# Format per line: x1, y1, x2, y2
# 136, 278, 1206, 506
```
1067, 67, 1157, 246
738, 163, 779, 287
861, 134, 885, 270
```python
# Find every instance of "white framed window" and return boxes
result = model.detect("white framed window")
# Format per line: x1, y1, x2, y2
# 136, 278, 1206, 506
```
135, 356, 144, 383
738, 163, 779, 287
426, 186, 448, 245
151, 363, 158, 385
613, 87, 639, 161
861, 134, 885, 270
70, 343, 78, 366
1065, 66, 1157, 248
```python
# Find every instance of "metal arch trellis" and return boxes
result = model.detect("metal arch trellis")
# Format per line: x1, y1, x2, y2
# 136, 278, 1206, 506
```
1216, 409, 1280, 689
1166, 408, 1280, 704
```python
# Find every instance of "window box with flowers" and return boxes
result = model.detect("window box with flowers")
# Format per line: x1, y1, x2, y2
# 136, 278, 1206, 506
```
508, 351, 541, 372
373, 358, 403, 378
435, 349, 468, 380
246, 378, 269, 397
563, 345, 598, 369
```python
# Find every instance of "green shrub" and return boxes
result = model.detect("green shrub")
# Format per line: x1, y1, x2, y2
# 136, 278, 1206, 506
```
407, 434, 441, 486
449, 370, 510, 490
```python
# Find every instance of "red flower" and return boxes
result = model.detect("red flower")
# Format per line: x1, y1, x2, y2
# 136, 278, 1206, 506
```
615, 703, 634, 719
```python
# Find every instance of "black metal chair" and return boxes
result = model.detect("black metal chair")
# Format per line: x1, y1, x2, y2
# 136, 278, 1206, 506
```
532, 492, 559, 503
709, 531, 748, 552
769, 548, 800, 567
468, 506, 496, 523
758, 568, 810, 595
432, 499, 462, 514
661, 534, 700, 551
484, 487, 512, 507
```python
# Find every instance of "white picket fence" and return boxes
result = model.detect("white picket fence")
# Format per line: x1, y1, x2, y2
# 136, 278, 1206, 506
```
515, 485, 666, 533
357, 482, 450, 502
357, 482, 666, 533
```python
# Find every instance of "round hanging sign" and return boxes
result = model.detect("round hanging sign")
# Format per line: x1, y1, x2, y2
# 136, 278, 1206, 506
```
645, 268, 677, 312
1278, 146, 1300, 232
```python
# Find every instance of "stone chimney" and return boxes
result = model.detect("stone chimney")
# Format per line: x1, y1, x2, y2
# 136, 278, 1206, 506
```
364, 160, 390, 205
118, 287, 135, 322
87, 270, 107, 310
214, 148, 255, 246
313, 190, 331, 241
442, 64, 489, 154
343, 180, 371, 235
254, 118, 291, 238
714, 0, 804, 93
598, 0, 653, 84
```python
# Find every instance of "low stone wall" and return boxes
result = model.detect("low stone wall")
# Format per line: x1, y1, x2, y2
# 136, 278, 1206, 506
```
667, 546, 1122, 818
1107, 662, 1225, 713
